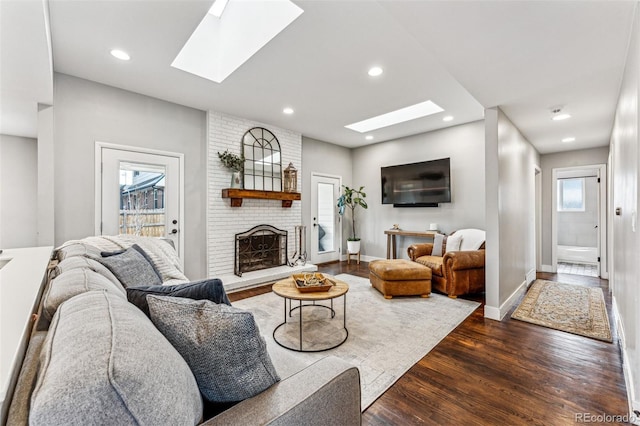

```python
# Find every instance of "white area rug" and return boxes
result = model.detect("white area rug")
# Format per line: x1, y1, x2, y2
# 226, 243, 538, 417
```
233, 274, 480, 410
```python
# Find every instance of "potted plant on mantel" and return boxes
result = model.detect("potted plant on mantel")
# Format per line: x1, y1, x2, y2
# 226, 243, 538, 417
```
217, 150, 244, 188
337, 185, 368, 254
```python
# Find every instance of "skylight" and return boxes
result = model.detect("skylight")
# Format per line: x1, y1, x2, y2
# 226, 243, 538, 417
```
172, 0, 303, 83
208, 0, 229, 18
345, 100, 444, 133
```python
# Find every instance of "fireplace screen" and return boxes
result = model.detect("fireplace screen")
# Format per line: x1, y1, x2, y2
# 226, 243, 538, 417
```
235, 225, 288, 277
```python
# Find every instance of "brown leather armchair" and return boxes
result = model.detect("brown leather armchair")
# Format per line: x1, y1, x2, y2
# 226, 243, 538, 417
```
407, 229, 485, 298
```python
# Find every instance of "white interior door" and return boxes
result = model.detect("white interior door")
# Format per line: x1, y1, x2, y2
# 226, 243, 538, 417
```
310, 174, 341, 264
96, 143, 184, 257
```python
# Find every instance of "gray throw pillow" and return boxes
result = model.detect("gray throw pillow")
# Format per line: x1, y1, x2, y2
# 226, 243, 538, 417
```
147, 296, 280, 403
98, 244, 162, 288
126, 278, 231, 317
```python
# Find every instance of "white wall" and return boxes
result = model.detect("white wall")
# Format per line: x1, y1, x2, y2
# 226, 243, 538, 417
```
37, 104, 54, 246
351, 121, 485, 260
610, 4, 640, 414
207, 111, 302, 277
0, 134, 38, 248
485, 108, 540, 320
52, 73, 207, 279
539, 147, 609, 265
301, 137, 353, 255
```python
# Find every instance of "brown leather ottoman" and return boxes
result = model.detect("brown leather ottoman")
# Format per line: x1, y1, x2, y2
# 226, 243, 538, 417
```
369, 259, 432, 299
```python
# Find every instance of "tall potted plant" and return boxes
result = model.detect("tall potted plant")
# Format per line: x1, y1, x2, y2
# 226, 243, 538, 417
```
337, 185, 368, 254
217, 149, 244, 188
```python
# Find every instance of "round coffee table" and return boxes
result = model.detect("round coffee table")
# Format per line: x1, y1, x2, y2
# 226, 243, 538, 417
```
272, 275, 349, 352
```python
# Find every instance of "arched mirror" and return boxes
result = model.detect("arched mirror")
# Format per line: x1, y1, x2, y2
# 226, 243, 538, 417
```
242, 127, 282, 191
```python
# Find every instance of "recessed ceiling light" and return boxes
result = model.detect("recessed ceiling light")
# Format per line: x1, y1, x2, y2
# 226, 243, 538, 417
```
562, 137, 576, 143
442, 115, 454, 122
368, 66, 383, 77
345, 100, 444, 133
552, 113, 571, 121
365, 135, 374, 141
283, 107, 294, 115
208, 0, 229, 18
110, 49, 130, 61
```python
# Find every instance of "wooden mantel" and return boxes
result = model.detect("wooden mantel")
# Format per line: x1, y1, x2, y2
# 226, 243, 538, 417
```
222, 188, 301, 208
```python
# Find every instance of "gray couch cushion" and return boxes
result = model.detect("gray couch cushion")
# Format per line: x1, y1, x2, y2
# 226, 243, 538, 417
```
126, 278, 231, 317
97, 244, 162, 288
30, 291, 202, 426
54, 242, 102, 261
42, 268, 126, 322
51, 255, 121, 288
147, 296, 280, 403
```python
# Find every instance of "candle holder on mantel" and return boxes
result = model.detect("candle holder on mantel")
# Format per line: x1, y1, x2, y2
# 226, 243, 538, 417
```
283, 163, 298, 193
288, 225, 307, 266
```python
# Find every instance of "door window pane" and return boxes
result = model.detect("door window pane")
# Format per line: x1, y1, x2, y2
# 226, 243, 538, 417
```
317, 183, 335, 253
557, 178, 585, 212
119, 162, 166, 237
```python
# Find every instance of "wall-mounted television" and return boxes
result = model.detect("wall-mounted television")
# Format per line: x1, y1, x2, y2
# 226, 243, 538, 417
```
381, 158, 451, 207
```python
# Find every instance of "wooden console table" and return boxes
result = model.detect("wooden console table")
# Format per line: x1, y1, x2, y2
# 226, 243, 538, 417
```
384, 229, 440, 259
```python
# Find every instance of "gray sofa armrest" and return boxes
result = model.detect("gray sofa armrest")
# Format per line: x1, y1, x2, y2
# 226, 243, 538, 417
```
203, 356, 361, 426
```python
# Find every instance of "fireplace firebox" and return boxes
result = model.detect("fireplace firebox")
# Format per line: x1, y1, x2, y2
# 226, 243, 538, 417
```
234, 225, 288, 277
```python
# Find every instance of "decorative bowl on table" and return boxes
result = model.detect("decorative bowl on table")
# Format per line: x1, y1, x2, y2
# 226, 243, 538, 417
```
293, 273, 334, 292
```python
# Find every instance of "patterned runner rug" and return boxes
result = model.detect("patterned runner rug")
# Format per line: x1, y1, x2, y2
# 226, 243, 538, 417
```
233, 273, 479, 410
511, 279, 612, 342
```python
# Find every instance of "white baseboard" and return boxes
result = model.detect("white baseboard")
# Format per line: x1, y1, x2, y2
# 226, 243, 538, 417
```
526, 268, 536, 285
541, 264, 554, 273
484, 280, 527, 321
613, 297, 640, 424
340, 254, 384, 263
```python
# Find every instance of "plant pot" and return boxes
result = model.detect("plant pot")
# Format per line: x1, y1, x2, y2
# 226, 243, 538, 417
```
230, 171, 243, 188
347, 240, 361, 254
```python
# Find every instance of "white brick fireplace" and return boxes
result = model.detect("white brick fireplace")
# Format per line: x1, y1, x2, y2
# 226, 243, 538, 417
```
206, 111, 315, 290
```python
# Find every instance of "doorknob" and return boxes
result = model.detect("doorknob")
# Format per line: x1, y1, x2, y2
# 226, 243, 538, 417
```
172, 219, 178, 225
171, 229, 178, 234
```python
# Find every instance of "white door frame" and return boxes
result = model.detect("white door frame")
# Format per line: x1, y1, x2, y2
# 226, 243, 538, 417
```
551, 163, 607, 278
94, 142, 185, 259
535, 165, 542, 272
310, 172, 342, 264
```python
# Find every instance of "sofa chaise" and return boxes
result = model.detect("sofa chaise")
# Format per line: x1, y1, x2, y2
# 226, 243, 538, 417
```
5, 235, 361, 425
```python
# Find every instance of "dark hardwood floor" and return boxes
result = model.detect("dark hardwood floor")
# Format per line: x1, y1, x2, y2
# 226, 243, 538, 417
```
229, 262, 630, 425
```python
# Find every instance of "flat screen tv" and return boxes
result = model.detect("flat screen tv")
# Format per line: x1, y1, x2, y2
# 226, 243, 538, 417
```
381, 158, 451, 207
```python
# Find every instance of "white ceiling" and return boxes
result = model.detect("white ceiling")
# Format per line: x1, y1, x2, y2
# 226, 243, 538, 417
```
1, 0, 636, 154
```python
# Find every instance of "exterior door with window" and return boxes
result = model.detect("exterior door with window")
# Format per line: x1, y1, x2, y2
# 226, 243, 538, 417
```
310, 174, 341, 264
96, 144, 183, 257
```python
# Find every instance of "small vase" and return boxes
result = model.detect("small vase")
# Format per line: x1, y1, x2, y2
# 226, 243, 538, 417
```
230, 171, 242, 188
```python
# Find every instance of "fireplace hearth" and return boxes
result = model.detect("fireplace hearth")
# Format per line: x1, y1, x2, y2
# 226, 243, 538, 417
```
235, 225, 288, 277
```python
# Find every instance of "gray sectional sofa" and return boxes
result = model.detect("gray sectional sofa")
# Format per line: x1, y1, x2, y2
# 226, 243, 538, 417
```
5, 236, 361, 425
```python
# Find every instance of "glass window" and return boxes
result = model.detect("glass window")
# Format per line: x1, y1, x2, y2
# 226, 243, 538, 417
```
119, 162, 166, 236
557, 178, 585, 212
317, 182, 335, 253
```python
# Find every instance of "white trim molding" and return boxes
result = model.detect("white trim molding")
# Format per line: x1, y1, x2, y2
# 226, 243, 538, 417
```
613, 297, 640, 424
484, 280, 527, 321
540, 264, 555, 273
